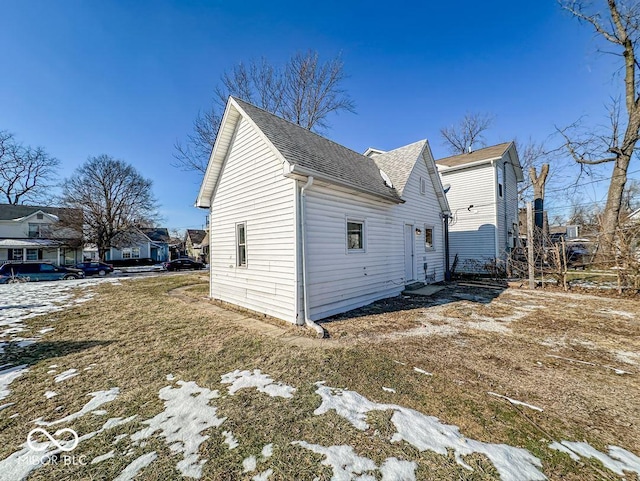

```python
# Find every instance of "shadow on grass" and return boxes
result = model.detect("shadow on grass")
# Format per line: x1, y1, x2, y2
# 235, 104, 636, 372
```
319, 284, 505, 324
0, 340, 115, 368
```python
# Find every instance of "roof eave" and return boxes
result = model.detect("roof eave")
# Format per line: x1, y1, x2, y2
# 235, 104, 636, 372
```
285, 164, 404, 204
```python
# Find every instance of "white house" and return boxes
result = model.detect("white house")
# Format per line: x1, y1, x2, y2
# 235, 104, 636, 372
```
197, 97, 450, 328
436, 142, 523, 273
0, 204, 83, 265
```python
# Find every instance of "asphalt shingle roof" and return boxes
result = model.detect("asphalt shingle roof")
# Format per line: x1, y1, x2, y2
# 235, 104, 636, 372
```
233, 98, 403, 203
368, 140, 427, 196
0, 204, 76, 221
436, 142, 512, 168
140, 227, 170, 243
186, 229, 206, 244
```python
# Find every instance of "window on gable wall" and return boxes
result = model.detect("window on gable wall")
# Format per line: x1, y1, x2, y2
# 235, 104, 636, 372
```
497, 166, 504, 198
236, 223, 247, 267
28, 223, 41, 238
420, 177, 427, 195
424, 225, 434, 250
122, 248, 132, 259
347, 220, 364, 251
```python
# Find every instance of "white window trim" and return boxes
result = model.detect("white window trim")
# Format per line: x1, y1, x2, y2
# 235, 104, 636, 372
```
236, 222, 247, 267
122, 248, 132, 259
424, 224, 435, 251
131, 247, 141, 259
346, 218, 366, 253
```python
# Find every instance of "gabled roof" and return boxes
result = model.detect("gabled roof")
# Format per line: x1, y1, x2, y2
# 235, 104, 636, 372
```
366, 140, 450, 213
197, 97, 403, 207
436, 142, 512, 167
436, 141, 524, 183
186, 229, 206, 244
140, 227, 170, 243
0, 204, 76, 221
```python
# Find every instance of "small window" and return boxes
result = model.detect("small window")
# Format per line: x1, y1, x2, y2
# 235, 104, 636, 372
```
11, 249, 24, 261
425, 225, 434, 250
26, 249, 38, 261
347, 221, 364, 251
236, 223, 247, 267
131, 247, 140, 258
420, 177, 427, 195
28, 223, 41, 238
497, 167, 504, 198
122, 248, 132, 259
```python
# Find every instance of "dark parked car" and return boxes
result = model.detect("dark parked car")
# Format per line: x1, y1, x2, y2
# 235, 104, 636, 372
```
0, 262, 85, 284
74, 262, 114, 276
164, 258, 204, 271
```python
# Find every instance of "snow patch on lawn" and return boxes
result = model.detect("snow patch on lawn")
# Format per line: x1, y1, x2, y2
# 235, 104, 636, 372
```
113, 452, 158, 481
91, 450, 116, 464
487, 392, 543, 412
130, 380, 224, 478
54, 368, 79, 383
221, 369, 296, 398
222, 430, 238, 449
0, 364, 28, 401
382, 387, 396, 394
550, 441, 640, 476
413, 367, 432, 376
35, 387, 119, 426
313, 383, 546, 481
293, 441, 416, 481
252, 468, 273, 481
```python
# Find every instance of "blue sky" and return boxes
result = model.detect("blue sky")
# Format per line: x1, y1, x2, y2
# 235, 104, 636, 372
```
0, 1, 627, 230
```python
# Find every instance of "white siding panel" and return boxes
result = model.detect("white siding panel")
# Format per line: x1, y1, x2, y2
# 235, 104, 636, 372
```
303, 155, 445, 321
209, 118, 296, 323
439, 164, 497, 272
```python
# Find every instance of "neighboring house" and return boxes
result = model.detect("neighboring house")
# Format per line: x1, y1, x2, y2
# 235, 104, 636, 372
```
196, 97, 450, 325
105, 227, 171, 263
0, 204, 83, 265
185, 229, 208, 261
436, 142, 523, 272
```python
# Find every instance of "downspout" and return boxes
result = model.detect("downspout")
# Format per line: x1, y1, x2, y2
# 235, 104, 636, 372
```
443, 213, 451, 281
300, 177, 327, 338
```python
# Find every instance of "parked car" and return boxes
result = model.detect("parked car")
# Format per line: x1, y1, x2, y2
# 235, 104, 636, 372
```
74, 261, 114, 276
164, 258, 204, 271
0, 262, 85, 284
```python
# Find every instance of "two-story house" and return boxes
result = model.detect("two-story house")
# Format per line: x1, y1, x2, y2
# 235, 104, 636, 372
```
0, 204, 83, 265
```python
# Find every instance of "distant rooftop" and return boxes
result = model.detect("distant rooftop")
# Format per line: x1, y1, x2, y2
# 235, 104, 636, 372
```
436, 142, 512, 168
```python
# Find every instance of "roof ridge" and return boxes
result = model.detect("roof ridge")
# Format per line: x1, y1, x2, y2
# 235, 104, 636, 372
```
437, 141, 512, 162
231, 97, 371, 163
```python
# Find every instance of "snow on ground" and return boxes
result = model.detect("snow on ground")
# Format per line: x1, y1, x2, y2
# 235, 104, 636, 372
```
312, 383, 547, 481
91, 449, 116, 464
550, 442, 640, 476
0, 277, 121, 335
487, 392, 544, 412
222, 431, 238, 449
44, 391, 57, 399
130, 380, 225, 478
113, 452, 158, 481
0, 364, 28, 401
34, 387, 120, 426
546, 354, 632, 375
53, 368, 79, 383
220, 369, 296, 398
413, 367, 432, 376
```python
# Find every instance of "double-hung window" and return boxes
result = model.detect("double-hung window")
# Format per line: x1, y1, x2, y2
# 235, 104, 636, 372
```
347, 220, 365, 252
236, 223, 247, 267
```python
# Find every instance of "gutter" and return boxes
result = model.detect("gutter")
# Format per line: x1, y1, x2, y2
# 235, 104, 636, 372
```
299, 176, 327, 338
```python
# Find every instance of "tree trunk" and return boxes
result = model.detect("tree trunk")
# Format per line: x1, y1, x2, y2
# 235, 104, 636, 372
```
599, 155, 629, 259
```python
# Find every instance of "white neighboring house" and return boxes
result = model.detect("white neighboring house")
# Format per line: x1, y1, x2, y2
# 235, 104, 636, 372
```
197, 97, 450, 325
0, 204, 83, 265
436, 143, 523, 273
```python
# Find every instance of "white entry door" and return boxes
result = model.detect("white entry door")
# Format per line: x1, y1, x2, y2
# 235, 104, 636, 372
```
404, 224, 415, 282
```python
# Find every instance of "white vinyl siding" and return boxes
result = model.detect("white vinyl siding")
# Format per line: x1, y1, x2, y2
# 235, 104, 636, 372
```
302, 153, 444, 321
209, 117, 296, 323
439, 163, 498, 271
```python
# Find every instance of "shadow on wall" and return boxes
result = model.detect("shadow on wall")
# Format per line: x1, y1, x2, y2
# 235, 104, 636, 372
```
449, 224, 498, 274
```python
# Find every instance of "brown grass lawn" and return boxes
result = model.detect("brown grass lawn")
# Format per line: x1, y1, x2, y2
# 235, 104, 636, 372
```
0, 274, 638, 480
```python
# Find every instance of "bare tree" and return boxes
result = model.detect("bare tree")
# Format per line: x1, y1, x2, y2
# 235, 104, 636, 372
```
558, 0, 640, 257
440, 113, 494, 154
0, 130, 60, 205
173, 51, 355, 174
60, 155, 158, 261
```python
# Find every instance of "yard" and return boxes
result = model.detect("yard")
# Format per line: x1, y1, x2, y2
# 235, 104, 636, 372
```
0, 274, 638, 480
